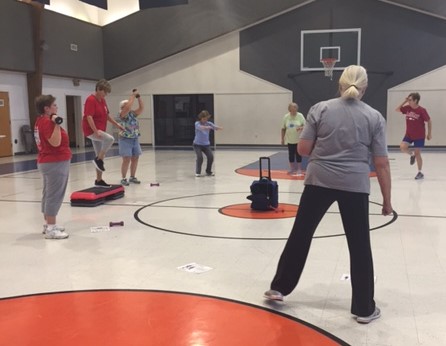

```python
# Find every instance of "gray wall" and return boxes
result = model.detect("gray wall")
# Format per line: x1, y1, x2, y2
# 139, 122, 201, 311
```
239, 0, 446, 118
42, 11, 104, 80
0, 1, 34, 72
0, 0, 104, 80
2, 0, 446, 114
1, 0, 310, 81
102, 0, 310, 79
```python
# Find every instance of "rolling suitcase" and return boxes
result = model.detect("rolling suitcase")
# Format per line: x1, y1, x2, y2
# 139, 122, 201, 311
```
247, 157, 279, 210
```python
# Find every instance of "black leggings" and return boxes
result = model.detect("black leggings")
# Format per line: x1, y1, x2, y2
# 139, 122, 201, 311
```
287, 143, 302, 163
270, 185, 375, 317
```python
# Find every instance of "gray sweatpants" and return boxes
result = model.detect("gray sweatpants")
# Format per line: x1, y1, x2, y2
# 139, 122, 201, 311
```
88, 130, 114, 156
193, 144, 214, 174
38, 160, 70, 216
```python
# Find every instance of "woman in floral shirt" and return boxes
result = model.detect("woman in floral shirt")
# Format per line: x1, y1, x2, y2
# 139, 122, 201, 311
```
118, 90, 144, 186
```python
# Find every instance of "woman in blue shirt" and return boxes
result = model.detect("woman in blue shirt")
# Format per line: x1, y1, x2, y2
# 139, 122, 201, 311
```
193, 110, 222, 177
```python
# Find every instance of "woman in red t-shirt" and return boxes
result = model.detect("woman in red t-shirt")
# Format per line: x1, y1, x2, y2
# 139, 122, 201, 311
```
34, 95, 72, 239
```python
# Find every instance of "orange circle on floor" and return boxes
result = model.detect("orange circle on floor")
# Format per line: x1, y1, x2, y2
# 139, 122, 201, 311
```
0, 290, 347, 346
219, 203, 298, 219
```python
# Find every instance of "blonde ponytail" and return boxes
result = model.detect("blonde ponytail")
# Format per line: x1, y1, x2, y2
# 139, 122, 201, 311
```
339, 65, 368, 99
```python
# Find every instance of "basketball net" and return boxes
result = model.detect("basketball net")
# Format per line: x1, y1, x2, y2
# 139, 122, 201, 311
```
320, 58, 337, 80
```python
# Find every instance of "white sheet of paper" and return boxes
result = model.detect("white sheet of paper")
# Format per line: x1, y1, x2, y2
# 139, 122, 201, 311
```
90, 226, 110, 233
177, 262, 213, 274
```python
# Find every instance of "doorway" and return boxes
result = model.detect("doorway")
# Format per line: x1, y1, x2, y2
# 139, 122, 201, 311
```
65, 95, 83, 148
0, 92, 13, 157
153, 94, 214, 146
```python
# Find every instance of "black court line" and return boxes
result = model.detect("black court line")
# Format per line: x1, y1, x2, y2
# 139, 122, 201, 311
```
0, 149, 121, 175
0, 196, 442, 221
134, 192, 398, 240
0, 146, 167, 176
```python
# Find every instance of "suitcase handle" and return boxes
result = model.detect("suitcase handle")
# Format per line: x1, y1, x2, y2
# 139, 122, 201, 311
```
259, 157, 271, 180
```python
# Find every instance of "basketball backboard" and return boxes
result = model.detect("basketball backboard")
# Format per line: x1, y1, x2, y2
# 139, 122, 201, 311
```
300, 28, 361, 71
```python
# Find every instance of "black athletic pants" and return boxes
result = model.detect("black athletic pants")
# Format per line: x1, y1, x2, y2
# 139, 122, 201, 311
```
287, 143, 302, 163
270, 185, 376, 317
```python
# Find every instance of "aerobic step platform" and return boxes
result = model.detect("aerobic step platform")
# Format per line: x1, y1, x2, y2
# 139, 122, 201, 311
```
70, 185, 125, 207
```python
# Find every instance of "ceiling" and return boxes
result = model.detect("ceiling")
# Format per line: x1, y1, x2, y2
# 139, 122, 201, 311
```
40, 0, 446, 26
380, 0, 446, 20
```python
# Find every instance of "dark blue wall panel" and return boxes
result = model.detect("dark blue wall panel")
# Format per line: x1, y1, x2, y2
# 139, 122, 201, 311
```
42, 11, 104, 79
103, 0, 310, 79
0, 1, 34, 72
79, 0, 107, 10
139, 0, 188, 9
240, 0, 446, 118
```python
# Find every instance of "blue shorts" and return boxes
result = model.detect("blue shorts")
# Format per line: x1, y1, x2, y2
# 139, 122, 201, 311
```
119, 137, 142, 157
402, 136, 425, 148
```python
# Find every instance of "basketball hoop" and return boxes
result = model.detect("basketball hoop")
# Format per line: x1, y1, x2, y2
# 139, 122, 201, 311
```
320, 58, 337, 80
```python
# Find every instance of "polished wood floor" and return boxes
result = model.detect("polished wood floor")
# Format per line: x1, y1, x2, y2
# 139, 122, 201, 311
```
0, 148, 445, 345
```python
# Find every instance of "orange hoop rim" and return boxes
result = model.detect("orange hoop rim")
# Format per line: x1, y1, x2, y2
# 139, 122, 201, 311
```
320, 58, 338, 66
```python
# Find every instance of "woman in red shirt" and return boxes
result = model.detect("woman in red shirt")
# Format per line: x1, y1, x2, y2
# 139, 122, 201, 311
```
34, 95, 71, 239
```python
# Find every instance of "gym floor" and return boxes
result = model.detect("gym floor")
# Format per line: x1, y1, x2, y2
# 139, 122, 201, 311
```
0, 147, 445, 345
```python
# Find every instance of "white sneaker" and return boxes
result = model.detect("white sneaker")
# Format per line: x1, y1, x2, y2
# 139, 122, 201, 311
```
264, 289, 284, 301
356, 307, 381, 324
45, 227, 69, 239
43, 224, 65, 234
195, 173, 203, 177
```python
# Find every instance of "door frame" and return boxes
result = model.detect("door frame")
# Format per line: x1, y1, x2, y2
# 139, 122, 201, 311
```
65, 95, 83, 148
0, 91, 13, 157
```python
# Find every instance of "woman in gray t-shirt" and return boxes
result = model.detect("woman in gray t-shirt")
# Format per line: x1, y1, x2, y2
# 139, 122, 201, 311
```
264, 65, 393, 324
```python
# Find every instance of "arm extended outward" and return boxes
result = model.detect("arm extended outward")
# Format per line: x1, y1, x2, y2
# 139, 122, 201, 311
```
373, 156, 393, 216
